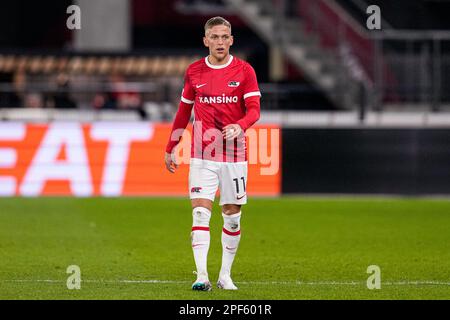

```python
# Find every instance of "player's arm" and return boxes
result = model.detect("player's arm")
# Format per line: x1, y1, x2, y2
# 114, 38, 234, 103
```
223, 65, 261, 140
165, 72, 195, 173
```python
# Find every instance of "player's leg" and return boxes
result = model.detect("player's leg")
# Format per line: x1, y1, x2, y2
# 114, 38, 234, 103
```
218, 204, 241, 290
190, 199, 213, 291
189, 159, 219, 291
217, 162, 248, 290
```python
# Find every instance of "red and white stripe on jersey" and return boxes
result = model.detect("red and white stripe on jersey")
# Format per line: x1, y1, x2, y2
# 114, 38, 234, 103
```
243, 91, 261, 99
181, 89, 195, 104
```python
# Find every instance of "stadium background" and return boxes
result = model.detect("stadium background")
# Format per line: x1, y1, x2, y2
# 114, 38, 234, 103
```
0, 0, 450, 300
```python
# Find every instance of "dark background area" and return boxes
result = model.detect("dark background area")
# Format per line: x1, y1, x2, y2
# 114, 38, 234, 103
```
0, 0, 72, 48
336, 0, 450, 30
0, 0, 270, 80
282, 128, 450, 195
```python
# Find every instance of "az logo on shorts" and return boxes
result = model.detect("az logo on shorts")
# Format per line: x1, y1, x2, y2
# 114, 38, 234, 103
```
191, 187, 202, 193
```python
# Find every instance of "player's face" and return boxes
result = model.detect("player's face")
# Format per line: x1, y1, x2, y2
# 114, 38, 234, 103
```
203, 25, 233, 62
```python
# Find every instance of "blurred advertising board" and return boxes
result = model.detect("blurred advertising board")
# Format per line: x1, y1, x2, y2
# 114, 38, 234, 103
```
0, 122, 280, 197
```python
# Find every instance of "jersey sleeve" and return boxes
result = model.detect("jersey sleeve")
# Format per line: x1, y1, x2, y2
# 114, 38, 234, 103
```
242, 64, 261, 100
236, 64, 261, 131
181, 71, 195, 104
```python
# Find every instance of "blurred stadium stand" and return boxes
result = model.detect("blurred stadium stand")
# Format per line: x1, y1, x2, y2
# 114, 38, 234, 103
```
0, 0, 450, 118
0, 54, 201, 120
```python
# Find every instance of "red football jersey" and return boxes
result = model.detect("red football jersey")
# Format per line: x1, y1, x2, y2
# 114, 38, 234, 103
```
166, 55, 261, 162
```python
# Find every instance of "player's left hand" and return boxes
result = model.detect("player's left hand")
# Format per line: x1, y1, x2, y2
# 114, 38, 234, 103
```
222, 124, 242, 140
164, 152, 178, 173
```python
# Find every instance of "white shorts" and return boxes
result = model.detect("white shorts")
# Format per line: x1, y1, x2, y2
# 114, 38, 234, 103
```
189, 158, 248, 205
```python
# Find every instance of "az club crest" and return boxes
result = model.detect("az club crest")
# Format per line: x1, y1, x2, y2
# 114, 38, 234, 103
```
191, 187, 202, 193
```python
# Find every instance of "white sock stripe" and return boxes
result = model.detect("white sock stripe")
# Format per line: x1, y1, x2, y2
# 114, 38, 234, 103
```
222, 211, 241, 218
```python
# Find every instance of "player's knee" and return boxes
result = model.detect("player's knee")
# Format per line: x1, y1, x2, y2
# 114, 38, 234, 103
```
222, 204, 241, 215
222, 211, 241, 232
192, 207, 211, 227
191, 199, 213, 212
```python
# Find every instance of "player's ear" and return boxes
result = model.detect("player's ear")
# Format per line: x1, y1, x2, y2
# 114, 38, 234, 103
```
203, 36, 209, 48
230, 35, 234, 46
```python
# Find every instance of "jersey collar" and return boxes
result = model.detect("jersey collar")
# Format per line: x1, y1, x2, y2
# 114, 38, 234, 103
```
205, 54, 234, 69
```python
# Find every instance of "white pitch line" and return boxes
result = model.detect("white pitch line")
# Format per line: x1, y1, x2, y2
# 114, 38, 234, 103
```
238, 280, 450, 286
1, 279, 450, 286
0, 279, 189, 284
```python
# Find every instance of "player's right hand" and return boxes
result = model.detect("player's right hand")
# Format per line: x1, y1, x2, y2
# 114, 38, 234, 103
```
164, 152, 178, 173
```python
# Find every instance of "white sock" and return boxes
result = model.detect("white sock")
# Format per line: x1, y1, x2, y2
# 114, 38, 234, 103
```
191, 207, 211, 279
220, 211, 241, 278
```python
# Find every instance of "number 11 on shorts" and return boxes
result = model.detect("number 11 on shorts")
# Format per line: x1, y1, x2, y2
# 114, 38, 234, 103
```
233, 177, 246, 194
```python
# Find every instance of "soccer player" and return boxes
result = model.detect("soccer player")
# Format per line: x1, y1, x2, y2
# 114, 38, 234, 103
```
164, 16, 261, 291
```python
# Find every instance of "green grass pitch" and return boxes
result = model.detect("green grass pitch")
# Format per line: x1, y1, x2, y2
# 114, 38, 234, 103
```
0, 197, 449, 300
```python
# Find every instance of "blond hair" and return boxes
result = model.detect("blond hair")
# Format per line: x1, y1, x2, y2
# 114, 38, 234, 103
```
204, 16, 232, 35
